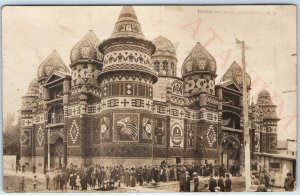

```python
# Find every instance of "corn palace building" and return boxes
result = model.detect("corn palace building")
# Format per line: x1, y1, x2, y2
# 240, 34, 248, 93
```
20, 6, 284, 173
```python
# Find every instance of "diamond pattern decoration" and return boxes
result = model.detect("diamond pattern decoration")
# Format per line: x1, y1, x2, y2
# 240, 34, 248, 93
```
37, 126, 44, 146
69, 120, 79, 144
206, 125, 216, 147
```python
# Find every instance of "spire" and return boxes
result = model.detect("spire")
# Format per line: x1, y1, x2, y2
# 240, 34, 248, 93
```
110, 6, 145, 39
181, 42, 217, 76
37, 50, 70, 80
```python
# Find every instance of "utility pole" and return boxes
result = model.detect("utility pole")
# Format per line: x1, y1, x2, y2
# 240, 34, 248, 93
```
47, 113, 55, 171
236, 39, 251, 191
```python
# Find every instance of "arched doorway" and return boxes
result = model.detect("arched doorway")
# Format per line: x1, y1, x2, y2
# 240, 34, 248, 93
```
50, 133, 64, 169
221, 135, 241, 173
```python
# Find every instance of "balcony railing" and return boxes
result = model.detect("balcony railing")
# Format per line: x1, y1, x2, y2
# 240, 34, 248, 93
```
47, 113, 64, 124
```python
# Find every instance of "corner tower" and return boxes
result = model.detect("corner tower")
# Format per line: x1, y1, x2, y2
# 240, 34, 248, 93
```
257, 89, 279, 154
97, 6, 157, 165
181, 42, 220, 162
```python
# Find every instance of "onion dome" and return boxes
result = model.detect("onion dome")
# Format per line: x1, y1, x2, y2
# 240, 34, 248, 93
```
37, 50, 70, 80
220, 61, 251, 90
21, 78, 39, 110
152, 36, 177, 77
110, 6, 145, 39
181, 42, 217, 77
26, 78, 39, 96
258, 89, 270, 97
257, 89, 278, 120
70, 30, 103, 64
152, 36, 176, 58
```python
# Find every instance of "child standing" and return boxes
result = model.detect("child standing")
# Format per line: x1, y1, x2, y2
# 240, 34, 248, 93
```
75, 175, 81, 190
32, 175, 38, 191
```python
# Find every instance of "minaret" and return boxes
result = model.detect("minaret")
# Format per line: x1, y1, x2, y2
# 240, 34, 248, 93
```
257, 89, 279, 153
20, 78, 39, 168
97, 6, 157, 164
67, 30, 103, 165
181, 42, 219, 160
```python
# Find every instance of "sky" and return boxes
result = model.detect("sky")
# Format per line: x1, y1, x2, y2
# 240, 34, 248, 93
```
2, 5, 297, 140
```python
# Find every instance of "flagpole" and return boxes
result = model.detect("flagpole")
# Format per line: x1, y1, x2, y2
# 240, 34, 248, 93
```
237, 39, 251, 191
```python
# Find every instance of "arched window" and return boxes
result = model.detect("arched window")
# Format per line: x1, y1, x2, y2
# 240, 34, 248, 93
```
163, 60, 169, 75
48, 104, 64, 124
154, 60, 160, 73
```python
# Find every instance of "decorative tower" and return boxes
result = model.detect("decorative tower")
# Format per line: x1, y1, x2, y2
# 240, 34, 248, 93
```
97, 6, 157, 165
181, 42, 216, 109
35, 50, 70, 171
20, 78, 39, 167
152, 36, 179, 103
257, 89, 279, 154
66, 30, 103, 165
181, 42, 220, 161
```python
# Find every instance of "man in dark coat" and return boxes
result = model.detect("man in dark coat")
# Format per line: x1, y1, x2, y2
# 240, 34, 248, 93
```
145, 166, 152, 183
217, 176, 225, 192
224, 173, 232, 192
208, 175, 217, 192
179, 171, 187, 192
219, 164, 226, 178
137, 167, 143, 186
152, 166, 159, 183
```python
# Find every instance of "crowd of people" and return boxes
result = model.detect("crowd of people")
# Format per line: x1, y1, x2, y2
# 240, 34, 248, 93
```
17, 160, 295, 192
42, 161, 234, 192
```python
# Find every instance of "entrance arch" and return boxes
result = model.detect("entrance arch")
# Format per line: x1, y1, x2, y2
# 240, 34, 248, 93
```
221, 135, 241, 173
50, 133, 64, 169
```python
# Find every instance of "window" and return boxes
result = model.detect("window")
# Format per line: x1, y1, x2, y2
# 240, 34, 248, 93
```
269, 162, 280, 170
